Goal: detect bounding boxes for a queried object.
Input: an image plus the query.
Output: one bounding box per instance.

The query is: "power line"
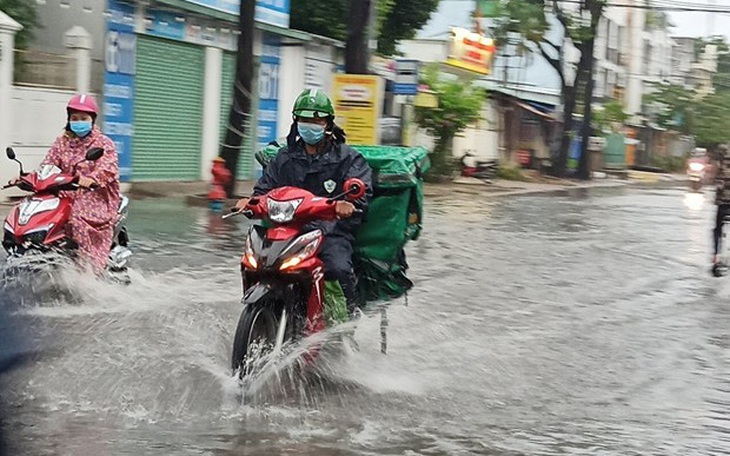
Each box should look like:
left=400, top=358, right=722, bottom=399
left=440, top=0, right=730, bottom=12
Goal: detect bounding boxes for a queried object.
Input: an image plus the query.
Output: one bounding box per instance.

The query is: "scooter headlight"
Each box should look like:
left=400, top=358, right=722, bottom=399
left=689, top=162, right=705, bottom=172
left=267, top=198, right=303, bottom=223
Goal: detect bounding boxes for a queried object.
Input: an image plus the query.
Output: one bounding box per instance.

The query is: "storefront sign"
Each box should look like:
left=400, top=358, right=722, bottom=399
left=181, top=0, right=291, bottom=28
left=104, top=0, right=136, bottom=182
left=332, top=74, right=382, bottom=145
left=255, top=36, right=280, bottom=175
left=445, top=27, right=496, bottom=75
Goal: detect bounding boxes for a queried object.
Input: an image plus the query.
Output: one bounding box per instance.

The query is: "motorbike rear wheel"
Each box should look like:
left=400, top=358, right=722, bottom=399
left=231, top=301, right=279, bottom=379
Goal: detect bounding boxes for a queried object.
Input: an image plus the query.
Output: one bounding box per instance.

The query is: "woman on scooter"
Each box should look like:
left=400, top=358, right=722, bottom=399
left=8, top=94, right=120, bottom=274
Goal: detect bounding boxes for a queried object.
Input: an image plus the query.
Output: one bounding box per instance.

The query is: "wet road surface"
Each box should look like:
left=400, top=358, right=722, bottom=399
left=1, top=185, right=729, bottom=455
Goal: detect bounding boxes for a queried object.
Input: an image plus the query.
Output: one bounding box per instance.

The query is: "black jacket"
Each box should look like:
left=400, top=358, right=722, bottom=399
left=253, top=139, right=373, bottom=238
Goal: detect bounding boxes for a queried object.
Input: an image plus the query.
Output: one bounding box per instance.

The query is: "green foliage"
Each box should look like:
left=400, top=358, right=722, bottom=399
left=0, top=0, right=39, bottom=49
left=650, top=156, right=685, bottom=173
left=378, top=0, right=439, bottom=56
left=694, top=91, right=730, bottom=148
left=594, top=100, right=628, bottom=131
left=290, top=0, right=347, bottom=41
left=644, top=83, right=698, bottom=135
left=290, top=0, right=439, bottom=57
left=496, top=163, right=526, bottom=181
left=414, top=66, right=485, bottom=176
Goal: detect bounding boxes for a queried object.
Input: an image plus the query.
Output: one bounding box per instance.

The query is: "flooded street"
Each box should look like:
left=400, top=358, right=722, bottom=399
left=1, top=185, right=729, bottom=455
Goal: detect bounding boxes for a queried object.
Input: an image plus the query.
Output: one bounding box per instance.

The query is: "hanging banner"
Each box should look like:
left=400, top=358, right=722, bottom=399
left=332, top=74, right=382, bottom=146
left=445, top=27, right=496, bottom=75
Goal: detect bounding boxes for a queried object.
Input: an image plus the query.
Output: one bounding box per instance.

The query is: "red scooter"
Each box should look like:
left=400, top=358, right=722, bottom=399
left=226, top=178, right=366, bottom=378
left=2, top=147, right=131, bottom=276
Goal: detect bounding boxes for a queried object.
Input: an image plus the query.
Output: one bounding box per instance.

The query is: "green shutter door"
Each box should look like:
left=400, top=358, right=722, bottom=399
left=133, top=36, right=204, bottom=180
left=220, top=52, right=255, bottom=180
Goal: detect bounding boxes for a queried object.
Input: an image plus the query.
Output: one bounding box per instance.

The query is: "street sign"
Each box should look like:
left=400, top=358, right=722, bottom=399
left=393, top=59, right=419, bottom=95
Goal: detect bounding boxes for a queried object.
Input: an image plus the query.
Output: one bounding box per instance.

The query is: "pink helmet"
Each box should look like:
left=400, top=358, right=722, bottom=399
left=67, top=94, right=99, bottom=116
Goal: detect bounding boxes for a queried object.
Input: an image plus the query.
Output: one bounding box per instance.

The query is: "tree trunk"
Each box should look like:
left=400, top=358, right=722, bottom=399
left=345, top=0, right=372, bottom=74
left=577, top=43, right=596, bottom=180
left=220, top=0, right=255, bottom=198
left=553, top=82, right=576, bottom=178
left=577, top=0, right=603, bottom=181
left=429, top=135, right=455, bottom=179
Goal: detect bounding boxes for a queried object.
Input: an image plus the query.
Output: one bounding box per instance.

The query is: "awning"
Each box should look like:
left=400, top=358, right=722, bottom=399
left=514, top=100, right=555, bottom=120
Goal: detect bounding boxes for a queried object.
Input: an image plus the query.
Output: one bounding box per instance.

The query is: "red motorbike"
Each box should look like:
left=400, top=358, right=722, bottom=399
left=1, top=147, right=131, bottom=276
left=226, top=178, right=366, bottom=378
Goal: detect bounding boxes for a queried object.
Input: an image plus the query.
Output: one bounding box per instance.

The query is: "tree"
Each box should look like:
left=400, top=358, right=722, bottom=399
left=0, top=0, right=39, bottom=49
left=219, top=0, right=255, bottom=197
left=576, top=0, right=606, bottom=180
left=644, top=83, right=697, bottom=135
left=377, top=0, right=439, bottom=56
left=694, top=91, right=730, bottom=148
left=290, top=0, right=439, bottom=58
left=494, top=0, right=607, bottom=178
left=594, top=100, right=628, bottom=131
left=414, top=66, right=485, bottom=178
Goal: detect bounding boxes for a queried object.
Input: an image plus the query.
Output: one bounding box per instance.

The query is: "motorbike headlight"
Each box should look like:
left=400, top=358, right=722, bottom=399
left=243, top=234, right=258, bottom=269
left=279, top=230, right=323, bottom=271
left=267, top=198, right=303, bottom=224
left=689, top=162, right=705, bottom=172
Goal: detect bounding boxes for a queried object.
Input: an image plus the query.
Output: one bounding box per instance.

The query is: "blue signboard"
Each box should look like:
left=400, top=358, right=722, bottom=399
left=393, top=59, right=420, bottom=95
left=104, top=0, right=136, bottom=182
left=146, top=10, right=186, bottom=41
left=255, top=35, right=280, bottom=177
left=181, top=0, right=291, bottom=28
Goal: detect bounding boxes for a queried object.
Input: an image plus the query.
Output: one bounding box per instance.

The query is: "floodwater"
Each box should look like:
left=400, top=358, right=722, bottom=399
left=1, top=186, right=729, bottom=455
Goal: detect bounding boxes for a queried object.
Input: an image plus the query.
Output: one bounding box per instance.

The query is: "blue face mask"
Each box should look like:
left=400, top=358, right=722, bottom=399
left=297, top=122, right=325, bottom=145
left=70, top=120, right=92, bottom=137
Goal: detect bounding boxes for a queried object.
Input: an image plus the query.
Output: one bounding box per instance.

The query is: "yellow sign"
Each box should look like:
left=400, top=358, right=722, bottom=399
left=445, top=27, right=496, bottom=75
left=414, top=90, right=438, bottom=108
left=332, top=74, right=382, bottom=145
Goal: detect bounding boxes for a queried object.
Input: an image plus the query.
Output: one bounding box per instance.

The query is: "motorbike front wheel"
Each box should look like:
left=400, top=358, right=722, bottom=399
left=231, top=301, right=279, bottom=379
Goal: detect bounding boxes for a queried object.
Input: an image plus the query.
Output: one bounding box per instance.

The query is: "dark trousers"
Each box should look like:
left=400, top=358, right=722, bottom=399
left=318, top=234, right=358, bottom=311
left=714, top=204, right=730, bottom=256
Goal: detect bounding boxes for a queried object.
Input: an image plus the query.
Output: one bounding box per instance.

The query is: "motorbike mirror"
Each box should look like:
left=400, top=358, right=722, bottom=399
left=343, top=178, right=366, bottom=201
left=6, top=147, right=15, bottom=160
left=85, top=147, right=104, bottom=161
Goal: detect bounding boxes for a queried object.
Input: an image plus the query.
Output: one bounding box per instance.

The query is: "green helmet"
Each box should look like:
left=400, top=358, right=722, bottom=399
left=292, top=88, right=335, bottom=119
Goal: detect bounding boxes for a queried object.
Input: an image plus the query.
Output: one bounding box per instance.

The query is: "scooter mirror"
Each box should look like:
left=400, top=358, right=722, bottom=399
left=86, top=147, right=104, bottom=161
left=6, top=147, right=15, bottom=160
left=343, top=178, right=366, bottom=201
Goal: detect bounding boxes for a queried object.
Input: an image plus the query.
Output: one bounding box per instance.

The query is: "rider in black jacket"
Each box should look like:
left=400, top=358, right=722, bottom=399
left=236, top=89, right=373, bottom=310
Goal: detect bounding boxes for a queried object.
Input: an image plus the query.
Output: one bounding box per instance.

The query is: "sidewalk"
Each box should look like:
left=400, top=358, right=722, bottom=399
left=0, top=172, right=687, bottom=212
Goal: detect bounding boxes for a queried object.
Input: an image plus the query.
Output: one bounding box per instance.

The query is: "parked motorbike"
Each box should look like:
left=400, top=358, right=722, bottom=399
left=460, top=152, right=498, bottom=182
left=1, top=147, right=131, bottom=279
left=226, top=178, right=366, bottom=379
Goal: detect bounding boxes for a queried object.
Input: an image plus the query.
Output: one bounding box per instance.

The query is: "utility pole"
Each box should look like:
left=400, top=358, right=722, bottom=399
left=220, top=0, right=255, bottom=197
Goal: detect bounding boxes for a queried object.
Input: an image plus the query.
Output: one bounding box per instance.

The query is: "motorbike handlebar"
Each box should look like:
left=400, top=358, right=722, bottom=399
left=222, top=208, right=254, bottom=219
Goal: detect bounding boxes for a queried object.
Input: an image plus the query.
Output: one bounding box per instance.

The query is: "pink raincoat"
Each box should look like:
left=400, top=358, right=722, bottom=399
left=42, top=128, right=121, bottom=273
